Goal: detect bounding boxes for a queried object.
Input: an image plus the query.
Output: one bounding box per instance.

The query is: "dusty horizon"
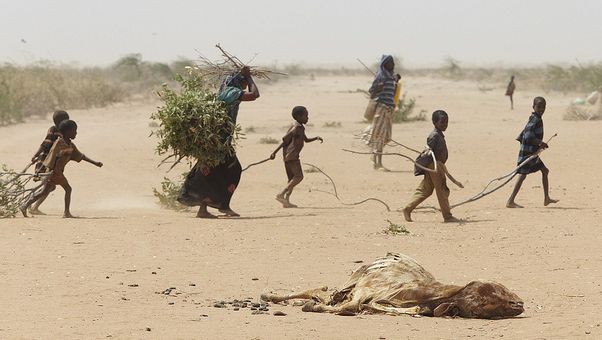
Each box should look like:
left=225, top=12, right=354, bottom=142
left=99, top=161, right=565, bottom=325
left=2, top=0, right=601, bottom=68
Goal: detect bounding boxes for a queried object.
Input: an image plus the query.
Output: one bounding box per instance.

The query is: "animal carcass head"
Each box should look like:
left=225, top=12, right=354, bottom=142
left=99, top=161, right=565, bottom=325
left=433, top=281, right=524, bottom=319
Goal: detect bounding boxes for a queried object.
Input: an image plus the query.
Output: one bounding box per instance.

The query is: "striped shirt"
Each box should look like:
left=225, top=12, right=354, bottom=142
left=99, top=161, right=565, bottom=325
left=516, top=112, right=544, bottom=174
left=369, top=74, right=396, bottom=107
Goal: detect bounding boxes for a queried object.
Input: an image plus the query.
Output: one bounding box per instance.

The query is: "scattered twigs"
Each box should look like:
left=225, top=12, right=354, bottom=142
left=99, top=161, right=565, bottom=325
left=241, top=157, right=272, bottom=172
left=388, top=138, right=422, bottom=154
left=190, top=44, right=287, bottom=84
left=450, top=133, right=557, bottom=209
left=1, top=164, right=52, bottom=218
left=303, top=162, right=391, bottom=211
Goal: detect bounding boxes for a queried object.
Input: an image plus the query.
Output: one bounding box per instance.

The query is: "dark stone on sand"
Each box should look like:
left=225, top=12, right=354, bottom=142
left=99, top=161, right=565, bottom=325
left=146, top=327, right=151, bottom=332
left=214, top=303, right=225, bottom=308
left=128, top=284, right=139, bottom=287
left=233, top=307, right=239, bottom=311
left=252, top=277, right=259, bottom=281
left=273, top=311, right=287, bottom=316
left=151, top=272, right=157, bottom=275
left=189, top=283, right=196, bottom=286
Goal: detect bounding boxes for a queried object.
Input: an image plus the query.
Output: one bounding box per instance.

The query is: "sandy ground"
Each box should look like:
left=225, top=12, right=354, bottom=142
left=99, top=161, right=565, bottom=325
left=1, top=75, right=601, bottom=339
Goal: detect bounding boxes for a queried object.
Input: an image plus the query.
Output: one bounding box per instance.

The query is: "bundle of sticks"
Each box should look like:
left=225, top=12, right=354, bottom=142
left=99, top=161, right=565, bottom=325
left=188, top=44, right=287, bottom=85
left=0, top=163, right=50, bottom=218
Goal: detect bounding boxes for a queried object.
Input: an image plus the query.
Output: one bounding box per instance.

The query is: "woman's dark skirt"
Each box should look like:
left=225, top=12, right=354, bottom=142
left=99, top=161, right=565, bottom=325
left=177, top=155, right=242, bottom=210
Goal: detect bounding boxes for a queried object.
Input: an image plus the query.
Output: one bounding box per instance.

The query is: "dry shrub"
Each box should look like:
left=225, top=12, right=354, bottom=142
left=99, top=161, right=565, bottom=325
left=152, top=176, right=188, bottom=211
left=564, top=104, right=602, bottom=121
left=0, top=62, right=123, bottom=125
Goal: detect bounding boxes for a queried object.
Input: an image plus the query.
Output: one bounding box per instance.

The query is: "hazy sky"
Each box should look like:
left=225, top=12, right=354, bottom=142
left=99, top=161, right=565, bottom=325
left=1, top=0, right=601, bottom=67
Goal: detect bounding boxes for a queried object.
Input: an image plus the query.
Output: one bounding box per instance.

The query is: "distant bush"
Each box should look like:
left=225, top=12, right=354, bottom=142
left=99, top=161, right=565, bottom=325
left=564, top=104, right=602, bottom=121
left=392, top=93, right=426, bottom=123
left=259, top=136, right=279, bottom=144
left=0, top=54, right=183, bottom=126
left=322, top=121, right=342, bottom=128
left=0, top=62, right=123, bottom=125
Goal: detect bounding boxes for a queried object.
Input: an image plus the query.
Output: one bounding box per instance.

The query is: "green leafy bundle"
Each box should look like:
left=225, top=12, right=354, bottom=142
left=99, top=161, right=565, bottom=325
left=151, top=73, right=240, bottom=169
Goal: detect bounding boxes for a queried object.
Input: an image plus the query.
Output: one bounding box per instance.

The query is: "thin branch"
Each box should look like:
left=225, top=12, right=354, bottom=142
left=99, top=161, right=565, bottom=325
left=241, top=157, right=272, bottom=172
left=303, top=162, right=390, bottom=212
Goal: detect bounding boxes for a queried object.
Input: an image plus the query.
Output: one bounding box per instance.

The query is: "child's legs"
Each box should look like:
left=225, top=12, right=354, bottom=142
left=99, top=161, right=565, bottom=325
left=21, top=182, right=54, bottom=215
left=507, top=174, right=527, bottom=204
left=429, top=170, right=452, bottom=219
left=57, top=179, right=72, bottom=216
left=541, top=166, right=550, bottom=198
left=31, top=184, right=56, bottom=211
left=283, top=160, right=304, bottom=198
left=404, top=175, right=434, bottom=212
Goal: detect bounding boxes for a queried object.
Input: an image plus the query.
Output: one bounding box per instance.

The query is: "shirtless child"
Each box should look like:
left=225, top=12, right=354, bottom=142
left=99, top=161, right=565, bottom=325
left=21, top=120, right=103, bottom=218
left=270, top=106, right=323, bottom=208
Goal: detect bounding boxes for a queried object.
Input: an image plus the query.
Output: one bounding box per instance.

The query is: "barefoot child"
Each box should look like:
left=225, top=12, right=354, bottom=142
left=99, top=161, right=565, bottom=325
left=270, top=106, right=323, bottom=208
left=28, top=110, right=70, bottom=215
left=402, top=110, right=462, bottom=223
left=21, top=120, right=103, bottom=218
left=506, top=97, right=558, bottom=208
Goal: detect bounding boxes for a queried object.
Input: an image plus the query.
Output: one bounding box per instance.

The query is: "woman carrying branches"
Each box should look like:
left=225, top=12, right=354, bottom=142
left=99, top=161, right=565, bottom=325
left=178, top=66, right=260, bottom=218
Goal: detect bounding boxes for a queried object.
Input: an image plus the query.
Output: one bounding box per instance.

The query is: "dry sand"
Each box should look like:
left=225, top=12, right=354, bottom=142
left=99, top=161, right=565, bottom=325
left=1, top=75, right=601, bottom=339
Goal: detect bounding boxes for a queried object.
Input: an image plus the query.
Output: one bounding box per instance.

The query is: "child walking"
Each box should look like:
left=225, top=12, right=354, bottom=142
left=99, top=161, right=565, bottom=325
left=506, top=97, right=558, bottom=208
left=28, top=110, right=70, bottom=215
left=402, top=110, right=462, bottom=223
left=270, top=106, right=323, bottom=208
left=21, top=120, right=103, bottom=218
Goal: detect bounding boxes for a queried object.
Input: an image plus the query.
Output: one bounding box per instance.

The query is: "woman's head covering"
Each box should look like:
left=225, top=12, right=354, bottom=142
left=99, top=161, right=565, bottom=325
left=376, top=55, right=394, bottom=80
left=220, top=72, right=247, bottom=92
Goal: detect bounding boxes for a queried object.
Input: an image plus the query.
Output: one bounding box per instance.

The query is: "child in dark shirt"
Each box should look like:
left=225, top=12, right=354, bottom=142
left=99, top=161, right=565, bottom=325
left=270, top=106, right=323, bottom=208
left=402, top=110, right=462, bottom=223
left=506, top=97, right=558, bottom=208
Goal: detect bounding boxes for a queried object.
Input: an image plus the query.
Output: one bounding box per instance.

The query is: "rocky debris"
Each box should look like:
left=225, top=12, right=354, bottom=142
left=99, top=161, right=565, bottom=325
left=156, top=287, right=176, bottom=295
left=212, top=298, right=277, bottom=315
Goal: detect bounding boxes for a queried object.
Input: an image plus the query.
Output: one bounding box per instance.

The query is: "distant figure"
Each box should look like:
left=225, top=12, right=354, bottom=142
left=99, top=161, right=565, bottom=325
left=21, top=120, right=103, bottom=218
left=270, top=106, right=323, bottom=208
left=367, top=55, right=400, bottom=170
left=506, top=97, right=558, bottom=208
left=505, top=75, right=516, bottom=110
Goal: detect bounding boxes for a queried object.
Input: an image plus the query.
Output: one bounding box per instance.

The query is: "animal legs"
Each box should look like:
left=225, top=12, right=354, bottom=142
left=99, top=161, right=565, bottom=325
left=261, top=286, right=329, bottom=304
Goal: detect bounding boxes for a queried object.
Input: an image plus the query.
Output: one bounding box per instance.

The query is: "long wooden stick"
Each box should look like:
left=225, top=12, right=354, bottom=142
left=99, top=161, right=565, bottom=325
left=241, top=157, right=271, bottom=172
left=342, top=149, right=439, bottom=174
left=450, top=133, right=557, bottom=209
left=303, top=162, right=391, bottom=211
left=356, top=58, right=376, bottom=76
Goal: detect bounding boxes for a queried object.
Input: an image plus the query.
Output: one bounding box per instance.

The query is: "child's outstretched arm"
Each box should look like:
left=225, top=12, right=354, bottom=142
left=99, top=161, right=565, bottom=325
left=304, top=136, right=323, bottom=143
left=82, top=155, right=103, bottom=168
